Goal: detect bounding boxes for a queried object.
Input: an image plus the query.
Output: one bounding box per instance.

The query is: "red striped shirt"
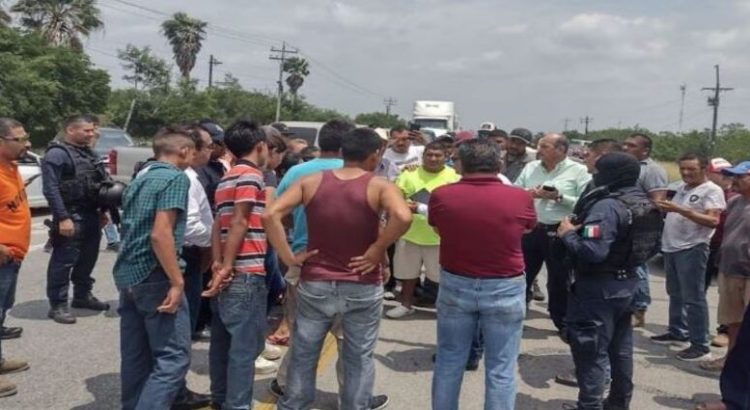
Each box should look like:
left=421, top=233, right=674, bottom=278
left=215, top=160, right=267, bottom=275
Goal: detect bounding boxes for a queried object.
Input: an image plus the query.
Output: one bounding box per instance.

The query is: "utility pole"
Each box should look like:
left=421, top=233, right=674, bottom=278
left=580, top=116, right=593, bottom=137
left=678, top=83, right=686, bottom=133
left=563, top=117, right=571, bottom=131
left=701, top=65, right=733, bottom=153
left=384, top=97, right=397, bottom=116
left=269, top=41, right=298, bottom=122
left=208, top=55, right=222, bottom=89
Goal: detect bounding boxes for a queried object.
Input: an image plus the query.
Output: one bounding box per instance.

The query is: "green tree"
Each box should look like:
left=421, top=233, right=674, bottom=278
left=283, top=57, right=310, bottom=103
left=354, top=112, right=406, bottom=128
left=0, top=26, right=109, bottom=145
left=117, top=44, right=171, bottom=91
left=11, top=0, right=103, bottom=51
left=161, top=12, right=207, bottom=80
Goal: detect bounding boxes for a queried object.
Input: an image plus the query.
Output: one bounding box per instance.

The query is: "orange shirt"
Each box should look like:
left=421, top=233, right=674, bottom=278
left=0, top=162, right=31, bottom=261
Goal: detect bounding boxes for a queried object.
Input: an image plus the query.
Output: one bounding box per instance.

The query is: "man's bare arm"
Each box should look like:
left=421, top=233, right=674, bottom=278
left=262, top=179, right=317, bottom=268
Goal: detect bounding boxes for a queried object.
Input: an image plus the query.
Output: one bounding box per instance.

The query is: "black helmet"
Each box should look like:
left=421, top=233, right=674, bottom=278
left=98, top=181, right=127, bottom=208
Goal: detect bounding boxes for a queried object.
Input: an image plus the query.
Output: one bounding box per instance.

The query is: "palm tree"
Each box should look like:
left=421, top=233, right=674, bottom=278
left=283, top=57, right=310, bottom=102
left=11, top=0, right=103, bottom=51
left=161, top=12, right=207, bottom=80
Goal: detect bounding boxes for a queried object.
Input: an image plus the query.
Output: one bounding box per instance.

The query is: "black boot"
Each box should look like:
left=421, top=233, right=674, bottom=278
left=71, top=293, right=110, bottom=311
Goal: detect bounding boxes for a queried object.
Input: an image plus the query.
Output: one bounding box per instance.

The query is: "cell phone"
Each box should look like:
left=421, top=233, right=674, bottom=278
left=409, top=123, right=421, bottom=132
left=542, top=185, right=556, bottom=192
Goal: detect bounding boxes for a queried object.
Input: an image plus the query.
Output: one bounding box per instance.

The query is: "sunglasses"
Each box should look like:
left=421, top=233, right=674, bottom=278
left=2, top=135, right=30, bottom=143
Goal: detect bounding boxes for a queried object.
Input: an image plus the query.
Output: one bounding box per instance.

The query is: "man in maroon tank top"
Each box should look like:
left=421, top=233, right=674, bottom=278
left=263, top=128, right=413, bottom=410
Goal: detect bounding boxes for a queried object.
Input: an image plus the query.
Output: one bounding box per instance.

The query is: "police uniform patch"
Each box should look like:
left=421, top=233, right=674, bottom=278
left=583, top=225, right=602, bottom=239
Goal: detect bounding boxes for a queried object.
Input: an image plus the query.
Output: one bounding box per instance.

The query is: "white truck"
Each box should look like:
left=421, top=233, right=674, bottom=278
left=412, top=100, right=458, bottom=137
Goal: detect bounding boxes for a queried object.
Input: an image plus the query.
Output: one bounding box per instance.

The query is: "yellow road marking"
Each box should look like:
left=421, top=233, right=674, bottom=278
left=255, top=333, right=338, bottom=410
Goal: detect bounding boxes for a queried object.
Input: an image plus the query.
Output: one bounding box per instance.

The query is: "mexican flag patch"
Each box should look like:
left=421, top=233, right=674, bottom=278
left=583, top=225, right=601, bottom=239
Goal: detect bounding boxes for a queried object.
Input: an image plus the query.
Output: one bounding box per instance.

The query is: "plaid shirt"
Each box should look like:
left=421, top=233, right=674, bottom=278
left=113, top=161, right=190, bottom=288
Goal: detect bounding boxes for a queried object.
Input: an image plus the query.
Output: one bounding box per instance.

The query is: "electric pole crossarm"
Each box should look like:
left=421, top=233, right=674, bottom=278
left=269, top=41, right=299, bottom=122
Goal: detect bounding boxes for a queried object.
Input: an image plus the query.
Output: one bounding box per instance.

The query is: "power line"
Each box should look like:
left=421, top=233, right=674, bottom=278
left=269, top=42, right=298, bottom=122
left=701, top=64, right=733, bottom=153
left=383, top=98, right=397, bottom=116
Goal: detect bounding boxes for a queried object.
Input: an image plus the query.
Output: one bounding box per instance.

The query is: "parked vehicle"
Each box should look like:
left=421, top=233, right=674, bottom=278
left=18, top=152, right=46, bottom=208
left=412, top=101, right=458, bottom=137
left=279, top=121, right=325, bottom=147
left=107, top=145, right=152, bottom=183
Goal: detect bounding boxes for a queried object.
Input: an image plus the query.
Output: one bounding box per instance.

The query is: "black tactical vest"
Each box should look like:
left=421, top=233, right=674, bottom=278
left=575, top=190, right=663, bottom=276
left=46, top=141, right=108, bottom=210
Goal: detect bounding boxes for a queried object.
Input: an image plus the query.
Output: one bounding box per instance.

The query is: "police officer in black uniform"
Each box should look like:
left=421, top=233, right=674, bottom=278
left=557, top=152, right=662, bottom=410
left=42, top=115, right=110, bottom=324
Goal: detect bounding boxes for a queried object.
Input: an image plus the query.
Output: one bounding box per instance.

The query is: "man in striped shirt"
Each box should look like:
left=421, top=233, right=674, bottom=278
left=202, top=120, right=269, bottom=410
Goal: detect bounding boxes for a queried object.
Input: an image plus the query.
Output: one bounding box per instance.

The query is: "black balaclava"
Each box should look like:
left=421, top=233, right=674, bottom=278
left=593, top=152, right=641, bottom=191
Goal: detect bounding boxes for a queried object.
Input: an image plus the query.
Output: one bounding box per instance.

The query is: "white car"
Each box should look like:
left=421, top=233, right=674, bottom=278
left=18, top=152, right=46, bottom=209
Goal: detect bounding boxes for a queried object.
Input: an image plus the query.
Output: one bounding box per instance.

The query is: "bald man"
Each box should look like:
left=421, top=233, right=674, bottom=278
left=515, top=133, right=591, bottom=333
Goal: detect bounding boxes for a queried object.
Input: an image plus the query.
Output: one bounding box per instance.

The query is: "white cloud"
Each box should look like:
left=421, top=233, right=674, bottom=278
left=554, top=13, right=670, bottom=60
left=494, top=24, right=527, bottom=34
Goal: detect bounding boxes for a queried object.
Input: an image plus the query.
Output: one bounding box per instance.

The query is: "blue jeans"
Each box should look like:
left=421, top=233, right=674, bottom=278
left=104, top=222, right=120, bottom=245
left=664, top=244, right=710, bottom=350
left=567, top=275, right=637, bottom=410
left=432, top=270, right=526, bottom=410
left=630, top=264, right=651, bottom=311
left=279, top=280, right=383, bottom=410
left=209, top=274, right=267, bottom=410
left=118, top=270, right=191, bottom=410
left=0, top=262, right=20, bottom=362
left=469, top=322, right=484, bottom=366
left=47, top=211, right=101, bottom=305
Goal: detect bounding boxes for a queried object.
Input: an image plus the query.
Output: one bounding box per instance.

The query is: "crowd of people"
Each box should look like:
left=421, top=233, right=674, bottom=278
left=0, top=114, right=748, bottom=410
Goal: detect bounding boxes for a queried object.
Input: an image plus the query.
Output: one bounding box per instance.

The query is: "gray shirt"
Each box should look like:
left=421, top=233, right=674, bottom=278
left=504, top=150, right=536, bottom=183
left=637, top=157, right=668, bottom=194
left=662, top=180, right=726, bottom=253
left=719, top=196, right=750, bottom=277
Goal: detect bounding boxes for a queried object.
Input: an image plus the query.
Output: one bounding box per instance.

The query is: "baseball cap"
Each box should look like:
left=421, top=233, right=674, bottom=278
left=509, top=128, right=533, bottom=145
left=721, top=161, right=750, bottom=176
left=200, top=121, right=225, bottom=143
left=374, top=128, right=389, bottom=141
left=455, top=131, right=474, bottom=142
left=270, top=122, right=294, bottom=136
left=707, top=157, right=732, bottom=173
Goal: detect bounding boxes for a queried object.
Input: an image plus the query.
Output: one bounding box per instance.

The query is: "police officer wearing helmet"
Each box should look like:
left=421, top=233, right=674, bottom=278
left=557, top=152, right=662, bottom=410
left=42, top=115, right=112, bottom=324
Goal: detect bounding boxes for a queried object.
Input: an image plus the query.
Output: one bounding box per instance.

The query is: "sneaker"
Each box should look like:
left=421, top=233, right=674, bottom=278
left=191, top=328, right=211, bottom=342
left=631, top=310, right=646, bottom=328
left=268, top=379, right=285, bottom=398
left=0, top=377, right=16, bottom=398
left=699, top=355, right=726, bottom=371
left=370, top=394, right=389, bottom=410
left=0, top=359, right=29, bottom=375
left=48, top=305, right=76, bottom=324
left=0, top=326, right=22, bottom=340
left=385, top=305, right=416, bottom=319
left=554, top=370, right=578, bottom=387
left=676, top=346, right=712, bottom=362
left=650, top=333, right=689, bottom=345
left=532, top=281, right=545, bottom=301
left=711, top=333, right=729, bottom=348
left=262, top=342, right=283, bottom=361
left=255, top=356, right=278, bottom=375
left=71, top=294, right=110, bottom=311
left=383, top=290, right=397, bottom=301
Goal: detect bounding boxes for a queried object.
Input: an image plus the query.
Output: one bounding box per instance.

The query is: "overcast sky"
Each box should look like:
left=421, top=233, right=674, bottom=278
left=82, top=0, right=750, bottom=133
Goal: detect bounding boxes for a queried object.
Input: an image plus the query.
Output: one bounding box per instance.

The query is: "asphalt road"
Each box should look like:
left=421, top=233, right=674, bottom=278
left=0, top=212, right=724, bottom=409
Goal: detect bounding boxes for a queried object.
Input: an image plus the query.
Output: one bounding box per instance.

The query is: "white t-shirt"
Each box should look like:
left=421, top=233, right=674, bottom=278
left=662, top=180, right=726, bottom=253
left=383, top=145, right=424, bottom=171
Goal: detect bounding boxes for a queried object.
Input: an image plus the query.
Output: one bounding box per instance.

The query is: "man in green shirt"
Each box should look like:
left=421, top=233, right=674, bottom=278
left=515, top=133, right=591, bottom=331
left=387, top=142, right=459, bottom=319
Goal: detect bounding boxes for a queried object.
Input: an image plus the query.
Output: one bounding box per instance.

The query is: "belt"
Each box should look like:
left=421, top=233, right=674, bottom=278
left=445, top=269, right=524, bottom=280
left=537, top=222, right=560, bottom=231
